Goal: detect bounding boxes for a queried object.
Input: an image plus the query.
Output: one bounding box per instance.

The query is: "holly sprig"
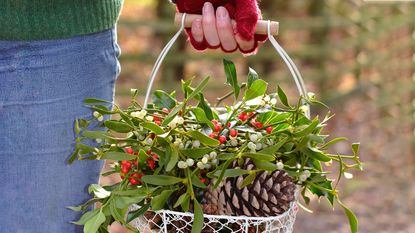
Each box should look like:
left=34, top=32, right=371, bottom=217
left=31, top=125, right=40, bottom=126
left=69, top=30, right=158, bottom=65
left=67, top=59, right=363, bottom=233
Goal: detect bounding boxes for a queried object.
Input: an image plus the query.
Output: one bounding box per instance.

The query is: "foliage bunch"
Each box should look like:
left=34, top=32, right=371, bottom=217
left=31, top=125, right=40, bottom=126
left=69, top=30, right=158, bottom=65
left=68, top=59, right=363, bottom=233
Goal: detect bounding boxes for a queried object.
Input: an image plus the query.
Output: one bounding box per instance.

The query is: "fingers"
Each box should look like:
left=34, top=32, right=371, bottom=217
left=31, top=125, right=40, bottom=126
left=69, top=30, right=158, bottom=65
left=235, top=34, right=255, bottom=52
left=202, top=2, right=220, bottom=48
left=191, top=18, right=204, bottom=43
left=216, top=7, right=237, bottom=52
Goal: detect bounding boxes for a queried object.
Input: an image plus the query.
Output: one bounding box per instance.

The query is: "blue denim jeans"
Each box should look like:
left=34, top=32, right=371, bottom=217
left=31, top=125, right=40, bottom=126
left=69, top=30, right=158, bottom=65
left=0, top=28, right=120, bottom=233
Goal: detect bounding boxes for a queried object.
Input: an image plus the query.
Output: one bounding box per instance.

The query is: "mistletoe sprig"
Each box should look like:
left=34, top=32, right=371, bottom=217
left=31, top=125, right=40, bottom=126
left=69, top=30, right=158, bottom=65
left=68, top=59, right=363, bottom=233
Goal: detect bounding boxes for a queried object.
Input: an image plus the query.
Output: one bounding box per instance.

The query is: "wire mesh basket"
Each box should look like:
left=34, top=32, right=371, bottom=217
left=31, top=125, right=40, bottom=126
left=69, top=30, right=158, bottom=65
left=129, top=201, right=298, bottom=233
left=127, top=13, right=309, bottom=233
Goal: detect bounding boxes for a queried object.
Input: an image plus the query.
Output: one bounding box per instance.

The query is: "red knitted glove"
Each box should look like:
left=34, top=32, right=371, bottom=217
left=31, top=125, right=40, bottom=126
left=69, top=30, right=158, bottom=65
left=173, top=0, right=267, bottom=55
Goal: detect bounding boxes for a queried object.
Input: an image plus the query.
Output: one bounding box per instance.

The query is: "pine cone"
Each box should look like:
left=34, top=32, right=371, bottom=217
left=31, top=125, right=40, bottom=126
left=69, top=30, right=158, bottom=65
left=204, top=159, right=296, bottom=217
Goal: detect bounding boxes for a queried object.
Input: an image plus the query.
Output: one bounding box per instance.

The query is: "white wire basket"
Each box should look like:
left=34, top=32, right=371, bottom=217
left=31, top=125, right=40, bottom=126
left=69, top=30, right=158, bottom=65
left=128, top=13, right=309, bottom=233
left=129, top=201, right=298, bottom=233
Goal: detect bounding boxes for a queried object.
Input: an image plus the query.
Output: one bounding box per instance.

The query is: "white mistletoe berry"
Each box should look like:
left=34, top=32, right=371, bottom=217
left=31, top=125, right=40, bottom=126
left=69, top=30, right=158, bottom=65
left=277, top=162, right=284, bottom=170
left=197, top=161, right=205, bottom=169
left=93, top=111, right=100, bottom=118
left=270, top=98, right=277, bottom=105
left=201, top=157, right=209, bottom=164
left=178, top=161, right=188, bottom=169
left=299, top=105, right=310, bottom=114
left=230, top=139, right=238, bottom=147
left=247, top=142, right=257, bottom=151
left=264, top=95, right=271, bottom=102
left=299, top=174, right=308, bottom=182
left=307, top=92, right=316, bottom=99
left=249, top=134, right=258, bottom=142
left=192, top=140, right=201, bottom=148
left=186, top=159, right=194, bottom=167
left=145, top=115, right=154, bottom=121
left=97, top=115, right=104, bottom=122
left=176, top=116, right=184, bottom=125
left=209, top=151, right=217, bottom=158
left=303, top=170, right=311, bottom=178
left=255, top=142, right=262, bottom=150
left=145, top=138, right=153, bottom=145
left=95, top=138, right=102, bottom=144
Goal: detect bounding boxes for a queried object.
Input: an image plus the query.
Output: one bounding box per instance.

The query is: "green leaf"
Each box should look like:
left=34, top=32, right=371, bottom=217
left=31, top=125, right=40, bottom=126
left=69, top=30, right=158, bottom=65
left=187, top=76, right=210, bottom=101
left=141, top=175, right=183, bottom=186
left=180, top=148, right=213, bottom=159
left=141, top=122, right=164, bottom=135
left=191, top=175, right=207, bottom=188
left=247, top=67, right=259, bottom=88
left=242, top=152, right=275, bottom=161
left=74, top=119, right=81, bottom=135
left=162, top=103, right=184, bottom=127
left=198, top=93, right=214, bottom=120
left=259, top=137, right=288, bottom=155
left=186, top=131, right=219, bottom=146
left=181, top=194, right=191, bottom=212
left=88, top=105, right=115, bottom=115
left=181, top=79, right=193, bottom=99
left=104, top=120, right=133, bottom=133
left=174, top=193, right=189, bottom=208
left=321, top=137, right=348, bottom=149
left=252, top=159, right=278, bottom=172
left=126, top=202, right=150, bottom=223
left=302, top=147, right=331, bottom=162
left=153, top=90, right=177, bottom=109
left=338, top=200, right=359, bottom=233
left=213, top=159, right=233, bottom=188
left=223, top=59, right=240, bottom=99
left=244, top=79, right=267, bottom=101
left=214, top=169, right=249, bottom=178
left=102, top=152, right=134, bottom=161
left=277, top=85, right=290, bottom=107
left=309, top=180, right=334, bottom=205
left=67, top=148, right=79, bottom=165
left=76, top=143, right=96, bottom=154
left=294, top=117, right=320, bottom=137
left=115, top=196, right=146, bottom=209
left=82, top=130, right=108, bottom=139
left=71, top=209, right=100, bottom=225
left=217, top=153, right=236, bottom=160
left=130, top=88, right=139, bottom=99
left=191, top=200, right=204, bottom=233
left=352, top=143, right=360, bottom=156
left=88, top=184, right=111, bottom=199
left=151, top=190, right=174, bottom=211
left=84, top=211, right=106, bottom=233
left=84, top=98, right=113, bottom=104
left=191, top=107, right=214, bottom=129
left=166, top=145, right=179, bottom=172
left=240, top=172, right=256, bottom=189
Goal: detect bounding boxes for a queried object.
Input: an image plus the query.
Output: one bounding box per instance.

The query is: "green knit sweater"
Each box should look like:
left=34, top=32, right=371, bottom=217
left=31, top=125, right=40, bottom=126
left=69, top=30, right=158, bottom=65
left=0, top=0, right=124, bottom=40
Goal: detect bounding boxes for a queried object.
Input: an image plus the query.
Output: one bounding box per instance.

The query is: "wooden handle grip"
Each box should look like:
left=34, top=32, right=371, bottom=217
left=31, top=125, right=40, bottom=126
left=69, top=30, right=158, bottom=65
left=175, top=13, right=279, bottom=36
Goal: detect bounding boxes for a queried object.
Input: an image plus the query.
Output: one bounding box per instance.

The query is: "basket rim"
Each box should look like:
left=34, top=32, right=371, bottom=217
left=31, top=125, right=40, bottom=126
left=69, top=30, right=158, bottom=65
left=131, top=200, right=297, bottom=221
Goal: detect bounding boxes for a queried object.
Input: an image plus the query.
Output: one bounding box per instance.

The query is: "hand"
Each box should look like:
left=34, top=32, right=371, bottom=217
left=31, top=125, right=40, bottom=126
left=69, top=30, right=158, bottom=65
left=190, top=2, right=255, bottom=53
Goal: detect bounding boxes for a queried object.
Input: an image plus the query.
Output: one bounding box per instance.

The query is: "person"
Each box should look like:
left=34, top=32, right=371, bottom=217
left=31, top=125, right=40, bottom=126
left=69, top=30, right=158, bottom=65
left=0, top=1, right=263, bottom=232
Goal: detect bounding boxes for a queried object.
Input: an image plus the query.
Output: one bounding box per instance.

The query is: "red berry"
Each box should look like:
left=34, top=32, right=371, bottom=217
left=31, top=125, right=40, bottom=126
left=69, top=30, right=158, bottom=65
left=230, top=129, right=237, bottom=138
left=211, top=119, right=219, bottom=125
left=122, top=161, right=132, bottom=169
left=121, top=167, right=130, bottom=174
left=152, top=153, right=159, bottom=160
left=146, top=150, right=152, bottom=155
left=200, top=178, right=207, bottom=183
left=219, top=136, right=227, bottom=144
left=209, top=133, right=216, bottom=139
left=227, top=122, right=231, bottom=127
left=120, top=175, right=125, bottom=179
left=248, top=112, right=255, bottom=117
left=150, top=133, right=156, bottom=139
left=162, top=108, right=169, bottom=113
left=147, top=159, right=156, bottom=170
left=125, top=147, right=133, bottom=154
left=238, top=112, right=247, bottom=121
left=214, top=125, right=221, bottom=132
left=154, top=120, right=161, bottom=125
left=134, top=160, right=138, bottom=167
left=266, top=127, right=273, bottom=134
left=153, top=115, right=161, bottom=122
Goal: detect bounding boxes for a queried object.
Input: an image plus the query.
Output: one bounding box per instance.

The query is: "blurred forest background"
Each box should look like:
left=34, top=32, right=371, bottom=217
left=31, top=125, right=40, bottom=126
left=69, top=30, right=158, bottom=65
left=102, top=0, right=415, bottom=232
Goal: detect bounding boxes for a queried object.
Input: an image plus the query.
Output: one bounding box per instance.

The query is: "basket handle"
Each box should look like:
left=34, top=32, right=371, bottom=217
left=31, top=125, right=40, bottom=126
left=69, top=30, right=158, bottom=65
left=143, top=13, right=310, bottom=118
